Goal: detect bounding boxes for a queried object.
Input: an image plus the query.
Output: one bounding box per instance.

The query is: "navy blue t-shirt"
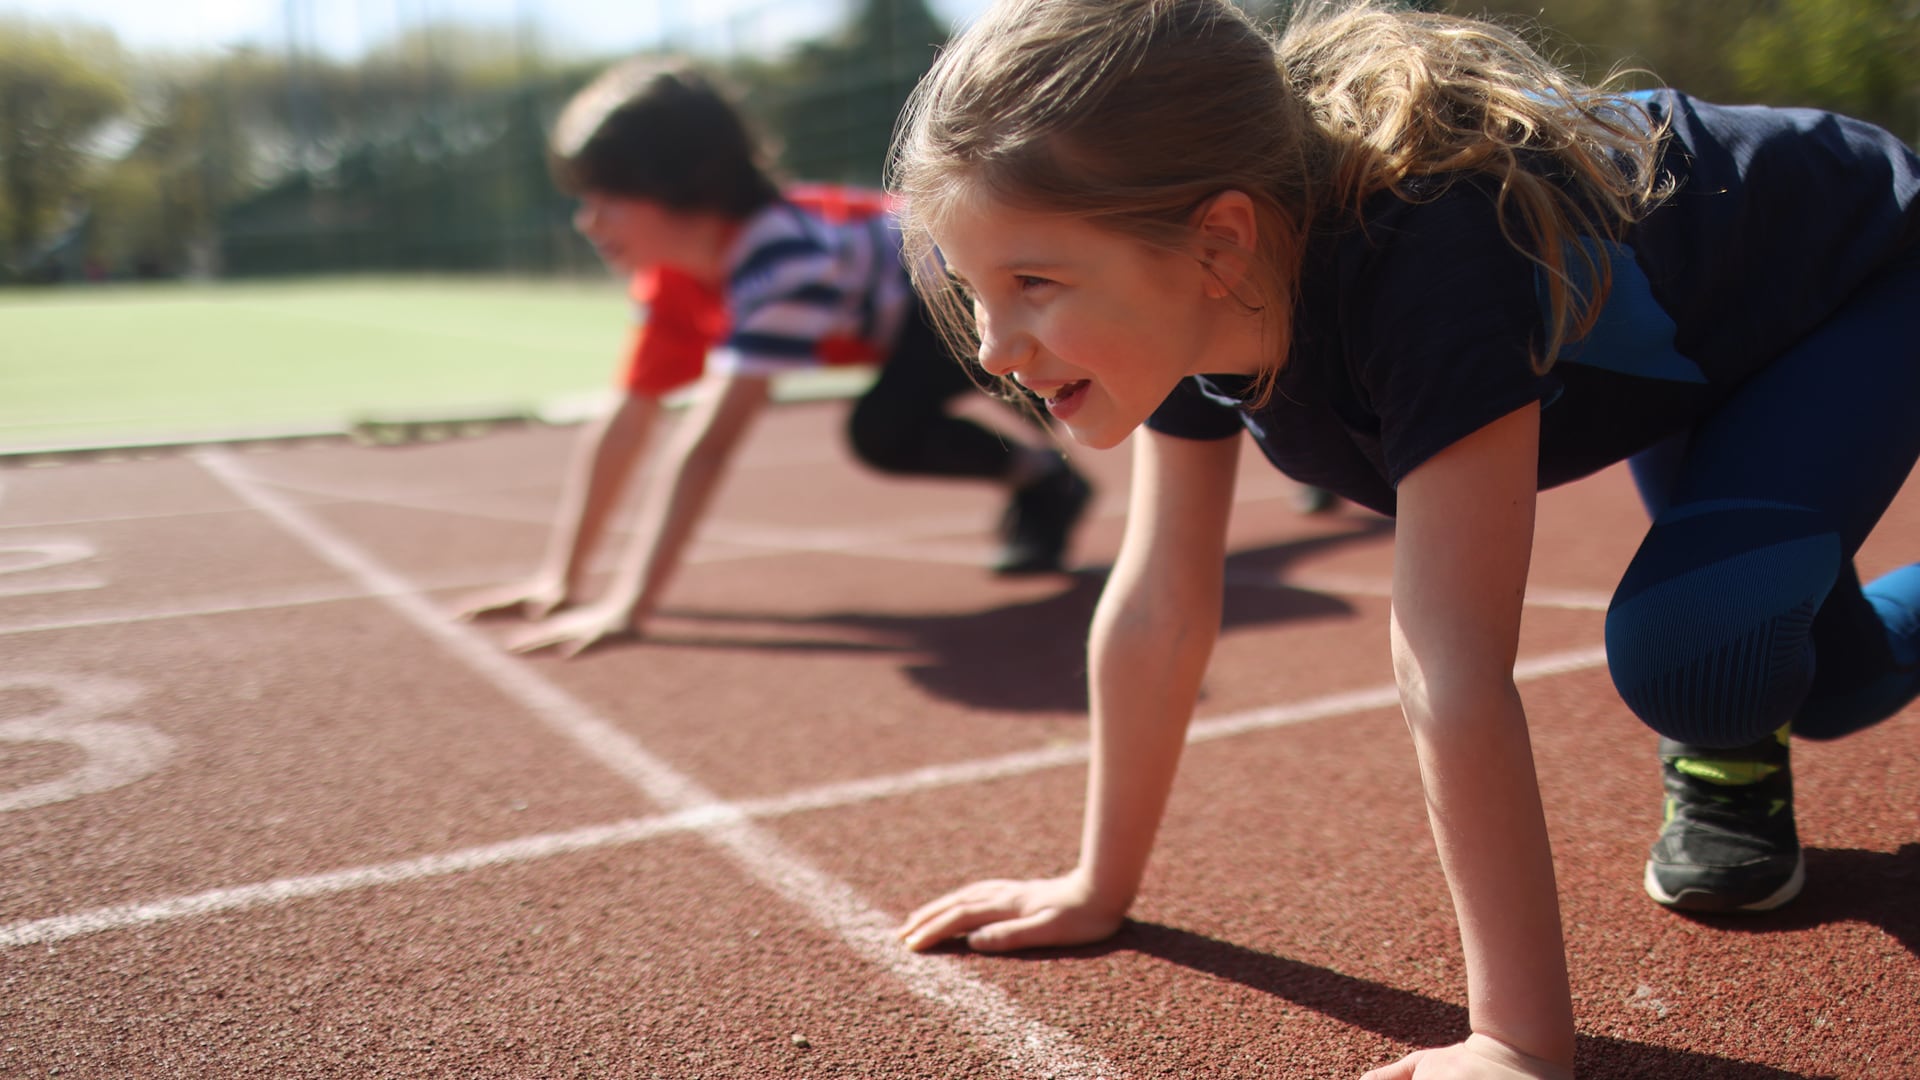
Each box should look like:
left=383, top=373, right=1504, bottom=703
left=1146, top=90, right=1920, bottom=516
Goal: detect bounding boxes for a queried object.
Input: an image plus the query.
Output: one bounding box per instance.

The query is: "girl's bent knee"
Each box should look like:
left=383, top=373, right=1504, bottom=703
left=1606, top=522, right=1841, bottom=747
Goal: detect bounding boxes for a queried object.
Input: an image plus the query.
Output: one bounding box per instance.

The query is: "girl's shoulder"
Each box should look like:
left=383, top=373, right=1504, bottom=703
left=1313, top=176, right=1535, bottom=304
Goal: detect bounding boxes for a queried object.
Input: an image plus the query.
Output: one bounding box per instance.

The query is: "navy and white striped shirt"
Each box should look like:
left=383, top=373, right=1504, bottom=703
left=708, top=197, right=913, bottom=376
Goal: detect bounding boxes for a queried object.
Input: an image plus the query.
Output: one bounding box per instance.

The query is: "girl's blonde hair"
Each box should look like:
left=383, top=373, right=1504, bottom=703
left=891, top=0, right=1670, bottom=394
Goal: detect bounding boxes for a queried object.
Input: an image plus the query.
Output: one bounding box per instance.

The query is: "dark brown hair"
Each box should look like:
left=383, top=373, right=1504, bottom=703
left=549, top=56, right=779, bottom=218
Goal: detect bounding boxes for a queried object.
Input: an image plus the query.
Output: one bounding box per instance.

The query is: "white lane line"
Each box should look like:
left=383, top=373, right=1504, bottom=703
left=247, top=467, right=1013, bottom=567
left=0, top=813, right=711, bottom=948
left=214, top=469, right=1010, bottom=568
left=192, top=447, right=1119, bottom=1080
left=0, top=643, right=1612, bottom=950
left=0, top=538, right=95, bottom=575
left=1, top=505, right=269, bottom=531
left=0, top=576, right=107, bottom=600
left=0, top=567, right=1608, bottom=641
left=0, top=572, right=514, bottom=638
left=0, top=585, right=399, bottom=637
left=0, top=538, right=107, bottom=599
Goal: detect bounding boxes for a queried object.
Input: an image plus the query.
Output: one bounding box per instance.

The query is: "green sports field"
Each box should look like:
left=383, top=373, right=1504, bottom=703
left=0, top=276, right=633, bottom=453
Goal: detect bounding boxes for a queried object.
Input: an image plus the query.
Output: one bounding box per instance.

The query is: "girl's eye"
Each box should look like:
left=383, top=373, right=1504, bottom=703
left=1015, top=275, right=1054, bottom=292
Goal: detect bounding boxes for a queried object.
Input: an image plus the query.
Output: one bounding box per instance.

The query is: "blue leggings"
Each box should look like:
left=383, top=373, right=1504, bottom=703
left=1605, top=252, right=1920, bottom=747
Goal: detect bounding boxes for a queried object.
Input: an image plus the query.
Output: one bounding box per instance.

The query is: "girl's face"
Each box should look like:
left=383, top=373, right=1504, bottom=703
left=931, top=194, right=1260, bottom=450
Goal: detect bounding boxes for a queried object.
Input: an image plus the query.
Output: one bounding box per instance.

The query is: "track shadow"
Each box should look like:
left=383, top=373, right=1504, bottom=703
left=980, top=922, right=1822, bottom=1078
left=653, top=516, right=1395, bottom=713
left=1664, top=843, right=1920, bottom=961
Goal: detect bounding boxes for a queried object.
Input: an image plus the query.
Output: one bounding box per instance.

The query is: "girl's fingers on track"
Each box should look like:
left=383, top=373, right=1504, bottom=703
left=455, top=582, right=565, bottom=622
left=1360, top=1040, right=1570, bottom=1080
left=558, top=632, right=609, bottom=659
left=453, top=593, right=518, bottom=621
left=1359, top=1051, right=1421, bottom=1080
left=899, top=880, right=1016, bottom=934
left=504, top=605, right=635, bottom=656
left=507, top=625, right=590, bottom=654
left=898, top=884, right=1025, bottom=950
left=963, top=908, right=1068, bottom=952
left=897, top=878, right=1123, bottom=953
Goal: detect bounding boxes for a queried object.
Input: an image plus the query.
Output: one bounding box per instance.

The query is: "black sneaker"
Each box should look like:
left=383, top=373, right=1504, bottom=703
left=1295, top=485, right=1341, bottom=515
left=992, top=460, right=1092, bottom=575
left=1643, top=726, right=1804, bottom=913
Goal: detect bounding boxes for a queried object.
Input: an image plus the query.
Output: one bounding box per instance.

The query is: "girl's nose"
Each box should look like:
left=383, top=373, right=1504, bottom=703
left=974, top=306, right=1022, bottom=377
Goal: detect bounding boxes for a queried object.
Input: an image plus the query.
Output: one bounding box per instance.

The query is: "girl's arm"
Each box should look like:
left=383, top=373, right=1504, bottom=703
left=510, top=371, right=771, bottom=656
left=457, top=392, right=664, bottom=621
left=1369, top=401, right=1575, bottom=1079
left=900, top=428, right=1239, bottom=951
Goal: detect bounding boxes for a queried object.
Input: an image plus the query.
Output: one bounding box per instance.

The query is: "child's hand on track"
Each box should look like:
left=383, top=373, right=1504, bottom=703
left=454, top=579, right=568, bottom=622
left=1362, top=1035, right=1572, bottom=1080
left=897, top=873, right=1126, bottom=953
left=506, top=600, right=639, bottom=658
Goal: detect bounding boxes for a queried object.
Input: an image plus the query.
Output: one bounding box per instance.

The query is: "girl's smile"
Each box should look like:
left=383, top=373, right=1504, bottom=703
left=931, top=193, right=1268, bottom=449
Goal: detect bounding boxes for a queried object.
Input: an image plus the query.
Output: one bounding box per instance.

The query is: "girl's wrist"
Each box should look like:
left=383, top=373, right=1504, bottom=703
left=1068, top=864, right=1137, bottom=920
left=1463, top=1032, right=1574, bottom=1079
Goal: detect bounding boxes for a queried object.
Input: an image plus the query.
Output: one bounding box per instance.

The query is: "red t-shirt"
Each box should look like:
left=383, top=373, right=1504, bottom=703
left=621, top=268, right=726, bottom=396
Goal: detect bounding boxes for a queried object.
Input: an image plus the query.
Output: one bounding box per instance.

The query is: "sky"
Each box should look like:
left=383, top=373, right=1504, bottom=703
left=0, top=0, right=992, bottom=59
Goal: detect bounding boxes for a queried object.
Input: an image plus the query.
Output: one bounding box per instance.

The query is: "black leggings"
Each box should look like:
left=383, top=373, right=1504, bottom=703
left=845, top=296, right=1048, bottom=480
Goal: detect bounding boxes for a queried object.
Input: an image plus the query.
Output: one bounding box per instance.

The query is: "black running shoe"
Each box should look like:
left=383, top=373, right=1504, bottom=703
left=1295, top=485, right=1340, bottom=515
left=1643, top=726, right=1804, bottom=913
left=992, top=460, right=1092, bottom=575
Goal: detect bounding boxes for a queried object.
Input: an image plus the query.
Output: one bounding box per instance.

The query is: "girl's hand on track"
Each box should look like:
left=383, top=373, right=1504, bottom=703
left=506, top=600, right=639, bottom=658
left=1362, top=1035, right=1572, bottom=1080
left=897, top=874, right=1126, bottom=953
left=454, top=578, right=568, bottom=622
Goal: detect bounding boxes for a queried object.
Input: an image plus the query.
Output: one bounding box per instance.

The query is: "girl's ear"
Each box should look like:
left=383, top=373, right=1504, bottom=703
left=1191, top=190, right=1259, bottom=299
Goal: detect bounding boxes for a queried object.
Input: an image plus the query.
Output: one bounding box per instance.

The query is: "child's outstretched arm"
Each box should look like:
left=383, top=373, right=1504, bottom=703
left=509, top=371, right=771, bottom=656
left=900, top=429, right=1240, bottom=951
left=1365, top=401, right=1574, bottom=1080
left=455, top=393, right=664, bottom=622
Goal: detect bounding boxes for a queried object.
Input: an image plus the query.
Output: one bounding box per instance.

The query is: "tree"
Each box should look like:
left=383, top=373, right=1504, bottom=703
left=1449, top=0, right=1918, bottom=139
left=1728, top=0, right=1919, bottom=142
left=737, top=0, right=950, bottom=185
left=0, top=19, right=130, bottom=277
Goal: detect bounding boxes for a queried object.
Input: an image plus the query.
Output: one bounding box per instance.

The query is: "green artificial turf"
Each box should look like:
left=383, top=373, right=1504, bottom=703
left=0, top=276, right=630, bottom=451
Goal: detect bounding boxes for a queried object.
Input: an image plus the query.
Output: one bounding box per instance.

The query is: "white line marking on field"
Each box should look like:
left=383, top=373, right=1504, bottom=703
left=0, top=539, right=96, bottom=575
left=0, top=674, right=174, bottom=813
left=237, top=468, right=1006, bottom=568
left=192, top=447, right=1119, bottom=1080
left=0, top=570, right=514, bottom=638
left=0, top=814, right=705, bottom=948
left=0, top=539, right=107, bottom=599
left=0, top=642, right=1612, bottom=949
left=0, top=576, right=107, bottom=600
left=1, top=505, right=253, bottom=530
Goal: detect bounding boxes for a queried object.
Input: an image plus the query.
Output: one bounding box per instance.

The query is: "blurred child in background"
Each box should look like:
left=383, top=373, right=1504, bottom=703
left=458, top=58, right=1090, bottom=655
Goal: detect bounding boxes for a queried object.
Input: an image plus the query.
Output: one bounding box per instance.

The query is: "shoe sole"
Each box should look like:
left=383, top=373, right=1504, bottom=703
left=1642, top=850, right=1805, bottom=912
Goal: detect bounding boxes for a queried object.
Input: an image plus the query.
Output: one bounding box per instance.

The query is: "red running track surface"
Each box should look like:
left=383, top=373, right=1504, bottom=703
left=2, top=401, right=1916, bottom=1078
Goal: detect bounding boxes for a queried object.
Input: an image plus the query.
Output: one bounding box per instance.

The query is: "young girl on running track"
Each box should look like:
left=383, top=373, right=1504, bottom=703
left=456, top=58, right=1091, bottom=655
left=888, top=1, right=1920, bottom=1076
